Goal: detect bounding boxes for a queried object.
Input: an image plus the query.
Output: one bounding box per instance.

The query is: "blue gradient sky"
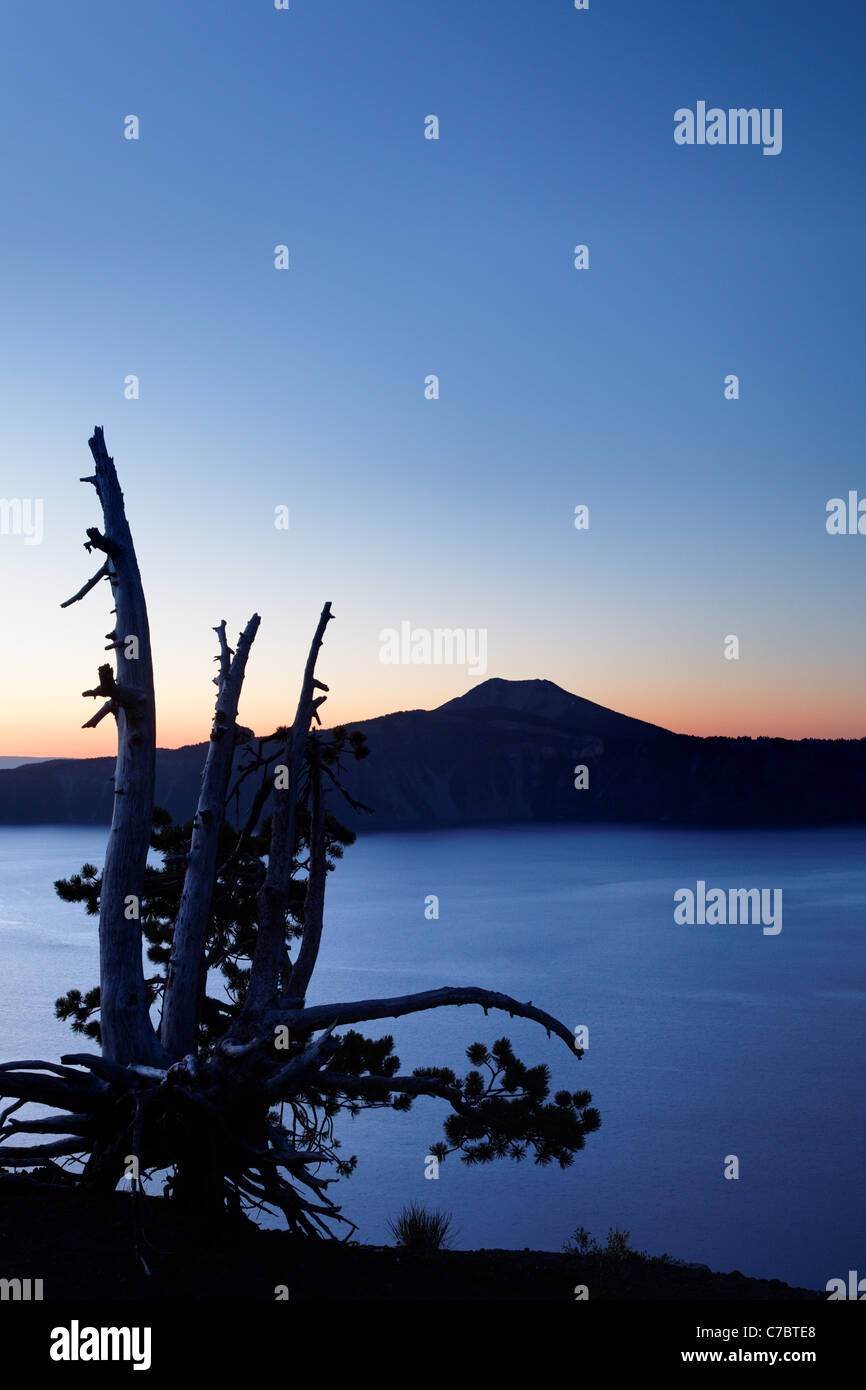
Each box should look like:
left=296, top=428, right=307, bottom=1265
left=1, top=0, right=864, bottom=755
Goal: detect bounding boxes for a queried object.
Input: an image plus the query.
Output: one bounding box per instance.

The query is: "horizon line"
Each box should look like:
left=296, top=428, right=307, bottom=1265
left=2, top=675, right=864, bottom=764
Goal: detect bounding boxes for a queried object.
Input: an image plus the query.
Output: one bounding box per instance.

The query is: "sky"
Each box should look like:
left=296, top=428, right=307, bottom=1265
left=0, top=0, right=864, bottom=758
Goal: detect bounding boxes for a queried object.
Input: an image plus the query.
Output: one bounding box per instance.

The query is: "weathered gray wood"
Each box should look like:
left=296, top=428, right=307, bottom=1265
left=161, top=613, right=261, bottom=1059
left=285, top=732, right=326, bottom=1001
left=70, top=428, right=166, bottom=1066
left=266, top=986, right=580, bottom=1053
left=0, top=1139, right=92, bottom=1164
left=2, top=1114, right=96, bottom=1136
left=241, top=603, right=333, bottom=1022
left=0, top=1075, right=108, bottom=1112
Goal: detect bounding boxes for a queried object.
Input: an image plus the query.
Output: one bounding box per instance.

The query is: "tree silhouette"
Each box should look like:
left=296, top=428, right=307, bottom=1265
left=0, top=428, right=599, bottom=1235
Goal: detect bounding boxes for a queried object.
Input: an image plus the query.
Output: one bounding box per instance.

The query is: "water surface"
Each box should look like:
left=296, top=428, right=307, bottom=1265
left=1, top=822, right=863, bottom=1291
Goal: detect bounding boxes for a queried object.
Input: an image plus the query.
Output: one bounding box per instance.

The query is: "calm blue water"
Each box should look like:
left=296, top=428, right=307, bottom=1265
left=1, top=823, right=864, bottom=1291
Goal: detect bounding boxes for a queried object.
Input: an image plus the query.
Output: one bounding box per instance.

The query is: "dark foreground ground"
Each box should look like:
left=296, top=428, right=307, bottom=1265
left=0, top=1177, right=823, bottom=1301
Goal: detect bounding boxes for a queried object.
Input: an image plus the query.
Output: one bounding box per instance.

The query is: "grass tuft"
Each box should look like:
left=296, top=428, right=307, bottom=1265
left=388, top=1201, right=456, bottom=1254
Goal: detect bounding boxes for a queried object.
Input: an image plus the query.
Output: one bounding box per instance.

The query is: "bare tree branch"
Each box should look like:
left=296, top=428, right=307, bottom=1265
left=287, top=734, right=326, bottom=1001
left=0, top=1140, right=92, bottom=1165
left=265, top=1022, right=337, bottom=1096
left=266, top=987, right=579, bottom=1054
left=83, top=526, right=119, bottom=558
left=1, top=1115, right=96, bottom=1138
left=241, top=602, right=334, bottom=1023
left=60, top=561, right=110, bottom=609
left=161, top=612, right=261, bottom=1059
left=0, top=1059, right=105, bottom=1083
left=59, top=1052, right=135, bottom=1085
left=0, top=1075, right=107, bottom=1113
left=81, top=699, right=117, bottom=729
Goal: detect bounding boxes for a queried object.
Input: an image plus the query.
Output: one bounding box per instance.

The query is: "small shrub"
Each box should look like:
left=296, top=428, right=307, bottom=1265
left=602, top=1225, right=633, bottom=1260
left=566, top=1224, right=596, bottom=1255
left=388, top=1201, right=455, bottom=1253
left=563, top=1223, right=672, bottom=1264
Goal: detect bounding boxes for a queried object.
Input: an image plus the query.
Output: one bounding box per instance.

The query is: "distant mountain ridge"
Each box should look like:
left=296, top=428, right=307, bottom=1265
left=0, top=678, right=863, bottom=830
left=438, top=678, right=672, bottom=738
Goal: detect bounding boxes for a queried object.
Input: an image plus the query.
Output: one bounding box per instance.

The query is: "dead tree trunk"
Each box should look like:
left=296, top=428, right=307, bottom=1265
left=287, top=732, right=326, bottom=1000
left=63, top=428, right=165, bottom=1067
left=160, top=615, right=260, bottom=1060
left=240, top=602, right=333, bottom=1023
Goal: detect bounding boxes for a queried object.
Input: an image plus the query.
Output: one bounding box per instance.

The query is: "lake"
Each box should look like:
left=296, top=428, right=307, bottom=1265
left=1, top=822, right=864, bottom=1292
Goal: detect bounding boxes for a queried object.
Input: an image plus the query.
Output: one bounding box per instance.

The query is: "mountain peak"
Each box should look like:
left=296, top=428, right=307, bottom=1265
left=438, top=677, right=671, bottom=736
left=439, top=678, right=580, bottom=722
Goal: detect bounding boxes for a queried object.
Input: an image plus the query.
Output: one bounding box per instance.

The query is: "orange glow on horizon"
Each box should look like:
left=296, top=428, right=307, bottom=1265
left=3, top=678, right=864, bottom=762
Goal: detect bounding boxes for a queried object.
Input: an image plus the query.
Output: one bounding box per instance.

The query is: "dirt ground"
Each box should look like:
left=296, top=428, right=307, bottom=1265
left=0, top=1175, right=823, bottom=1301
